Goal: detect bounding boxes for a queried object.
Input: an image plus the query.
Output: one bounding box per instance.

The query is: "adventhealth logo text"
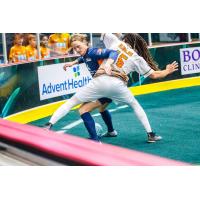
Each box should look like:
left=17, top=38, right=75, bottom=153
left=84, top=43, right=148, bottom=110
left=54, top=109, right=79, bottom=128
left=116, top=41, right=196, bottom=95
left=42, top=77, right=92, bottom=95
left=42, top=65, right=92, bottom=95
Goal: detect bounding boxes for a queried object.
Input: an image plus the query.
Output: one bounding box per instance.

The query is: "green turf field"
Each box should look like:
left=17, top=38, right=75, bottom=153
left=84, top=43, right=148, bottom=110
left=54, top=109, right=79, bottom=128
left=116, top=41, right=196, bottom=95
left=30, top=86, right=200, bottom=164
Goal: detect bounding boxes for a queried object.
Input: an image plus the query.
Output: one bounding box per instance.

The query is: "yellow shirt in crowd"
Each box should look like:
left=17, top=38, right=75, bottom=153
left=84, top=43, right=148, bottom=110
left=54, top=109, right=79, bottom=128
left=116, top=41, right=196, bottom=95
left=48, top=33, right=70, bottom=54
left=9, top=45, right=26, bottom=63
left=26, top=45, right=38, bottom=61
left=40, top=46, right=50, bottom=59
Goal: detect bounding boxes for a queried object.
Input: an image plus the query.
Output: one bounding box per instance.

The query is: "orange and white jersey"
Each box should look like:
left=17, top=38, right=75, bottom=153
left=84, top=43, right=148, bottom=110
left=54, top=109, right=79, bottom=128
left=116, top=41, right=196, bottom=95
left=40, top=46, right=50, bottom=59
left=26, top=45, right=38, bottom=61
left=101, top=33, right=154, bottom=78
left=48, top=33, right=70, bottom=54
left=9, top=45, right=26, bottom=63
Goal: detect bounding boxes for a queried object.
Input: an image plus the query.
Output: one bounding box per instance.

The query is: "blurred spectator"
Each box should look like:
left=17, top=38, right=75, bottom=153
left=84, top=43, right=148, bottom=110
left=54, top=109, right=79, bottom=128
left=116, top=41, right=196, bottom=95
left=0, top=33, right=3, bottom=64
left=178, top=33, right=188, bottom=42
left=23, top=33, right=37, bottom=46
left=26, top=34, right=38, bottom=61
left=9, top=34, right=26, bottom=63
left=23, top=33, right=31, bottom=46
left=40, top=34, right=50, bottom=59
left=48, top=33, right=70, bottom=55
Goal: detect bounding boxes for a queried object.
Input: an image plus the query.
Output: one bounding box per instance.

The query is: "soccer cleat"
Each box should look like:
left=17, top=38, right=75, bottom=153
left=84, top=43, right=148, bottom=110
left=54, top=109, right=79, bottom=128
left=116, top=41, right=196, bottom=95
left=42, top=122, right=53, bottom=130
left=99, top=130, right=118, bottom=138
left=147, top=132, right=162, bottom=143
left=90, top=140, right=102, bottom=144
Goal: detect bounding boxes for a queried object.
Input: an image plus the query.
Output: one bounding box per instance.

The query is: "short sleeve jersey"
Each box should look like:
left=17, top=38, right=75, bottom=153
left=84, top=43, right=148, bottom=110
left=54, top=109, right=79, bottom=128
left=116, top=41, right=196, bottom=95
left=40, top=46, right=50, bottom=59
left=49, top=33, right=70, bottom=54
left=9, top=45, right=26, bottom=62
left=26, top=45, right=38, bottom=61
left=77, top=47, right=118, bottom=76
left=101, top=33, right=154, bottom=78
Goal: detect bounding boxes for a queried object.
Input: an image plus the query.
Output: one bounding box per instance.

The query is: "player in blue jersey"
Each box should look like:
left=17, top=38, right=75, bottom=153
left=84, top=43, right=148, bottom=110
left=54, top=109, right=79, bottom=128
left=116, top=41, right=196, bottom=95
left=44, top=34, right=119, bottom=141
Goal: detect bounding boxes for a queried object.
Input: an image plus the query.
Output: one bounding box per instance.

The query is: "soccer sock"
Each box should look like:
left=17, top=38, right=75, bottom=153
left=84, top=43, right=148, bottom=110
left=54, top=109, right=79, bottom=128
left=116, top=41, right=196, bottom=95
left=49, top=97, right=81, bottom=125
left=130, top=99, right=152, bottom=133
left=100, top=110, right=114, bottom=132
left=80, top=112, right=98, bottom=140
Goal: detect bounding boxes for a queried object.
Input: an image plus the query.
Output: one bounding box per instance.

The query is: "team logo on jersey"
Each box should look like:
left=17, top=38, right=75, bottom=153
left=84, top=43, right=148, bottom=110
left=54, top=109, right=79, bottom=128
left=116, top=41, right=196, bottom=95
left=97, top=48, right=106, bottom=55
left=97, top=48, right=102, bottom=54
left=86, top=58, right=92, bottom=62
left=73, top=65, right=80, bottom=77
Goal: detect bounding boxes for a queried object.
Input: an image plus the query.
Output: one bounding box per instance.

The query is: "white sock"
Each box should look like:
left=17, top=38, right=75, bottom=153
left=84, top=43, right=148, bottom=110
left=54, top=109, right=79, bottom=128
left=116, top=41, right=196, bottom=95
left=130, top=99, right=152, bottom=133
left=49, top=97, right=81, bottom=125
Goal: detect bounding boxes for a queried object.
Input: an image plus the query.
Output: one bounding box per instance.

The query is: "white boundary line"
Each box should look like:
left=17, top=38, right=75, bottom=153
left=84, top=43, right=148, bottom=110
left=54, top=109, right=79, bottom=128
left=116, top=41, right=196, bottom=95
left=56, top=105, right=128, bottom=133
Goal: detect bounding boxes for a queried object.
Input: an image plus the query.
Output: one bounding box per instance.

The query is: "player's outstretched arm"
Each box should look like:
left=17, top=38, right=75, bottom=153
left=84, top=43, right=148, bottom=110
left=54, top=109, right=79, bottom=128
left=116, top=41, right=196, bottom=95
left=63, top=60, right=79, bottom=71
left=166, top=61, right=179, bottom=74
left=149, top=61, right=179, bottom=79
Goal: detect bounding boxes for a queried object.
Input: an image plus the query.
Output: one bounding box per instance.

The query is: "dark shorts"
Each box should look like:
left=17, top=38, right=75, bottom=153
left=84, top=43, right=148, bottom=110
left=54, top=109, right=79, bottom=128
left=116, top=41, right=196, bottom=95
left=98, top=97, right=112, bottom=105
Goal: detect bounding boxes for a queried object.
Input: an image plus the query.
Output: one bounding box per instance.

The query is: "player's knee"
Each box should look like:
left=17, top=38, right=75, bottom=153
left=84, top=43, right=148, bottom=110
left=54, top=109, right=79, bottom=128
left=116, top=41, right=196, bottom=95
left=130, top=98, right=140, bottom=110
left=79, top=106, right=86, bottom=115
left=79, top=105, right=92, bottom=115
left=98, top=106, right=106, bottom=113
left=67, top=96, right=81, bottom=109
left=69, top=96, right=76, bottom=103
left=98, top=103, right=108, bottom=112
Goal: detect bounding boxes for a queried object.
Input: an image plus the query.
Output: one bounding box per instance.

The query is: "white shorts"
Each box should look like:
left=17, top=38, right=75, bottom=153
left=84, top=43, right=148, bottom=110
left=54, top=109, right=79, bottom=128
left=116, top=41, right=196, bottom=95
left=74, top=75, right=136, bottom=105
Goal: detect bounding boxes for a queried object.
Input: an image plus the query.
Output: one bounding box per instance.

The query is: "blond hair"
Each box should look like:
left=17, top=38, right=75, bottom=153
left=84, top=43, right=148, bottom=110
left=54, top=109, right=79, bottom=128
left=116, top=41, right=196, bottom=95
left=70, top=33, right=88, bottom=45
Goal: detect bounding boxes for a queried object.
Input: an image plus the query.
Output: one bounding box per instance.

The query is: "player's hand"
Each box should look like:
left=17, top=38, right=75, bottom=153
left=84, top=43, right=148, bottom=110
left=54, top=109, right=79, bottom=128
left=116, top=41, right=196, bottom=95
left=103, top=64, right=112, bottom=75
left=166, top=61, right=179, bottom=74
left=63, top=62, right=74, bottom=71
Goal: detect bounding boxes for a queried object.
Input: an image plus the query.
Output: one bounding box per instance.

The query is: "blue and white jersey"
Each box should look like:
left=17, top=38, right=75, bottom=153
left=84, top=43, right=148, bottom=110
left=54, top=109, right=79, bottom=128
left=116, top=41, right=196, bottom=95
left=77, top=47, right=118, bottom=76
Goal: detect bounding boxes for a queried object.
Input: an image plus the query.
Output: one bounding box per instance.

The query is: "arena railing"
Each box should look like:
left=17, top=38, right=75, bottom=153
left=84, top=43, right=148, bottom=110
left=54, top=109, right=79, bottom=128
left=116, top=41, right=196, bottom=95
left=1, top=33, right=199, bottom=65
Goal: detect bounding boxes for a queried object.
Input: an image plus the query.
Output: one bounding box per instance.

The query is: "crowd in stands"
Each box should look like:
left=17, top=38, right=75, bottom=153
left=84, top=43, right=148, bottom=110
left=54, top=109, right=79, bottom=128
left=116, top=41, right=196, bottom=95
left=8, top=33, right=72, bottom=64
left=2, top=33, right=198, bottom=65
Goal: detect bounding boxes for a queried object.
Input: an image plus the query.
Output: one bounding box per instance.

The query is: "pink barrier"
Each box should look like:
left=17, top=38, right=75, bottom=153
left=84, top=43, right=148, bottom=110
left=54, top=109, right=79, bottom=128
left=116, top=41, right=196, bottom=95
left=0, top=118, right=190, bottom=166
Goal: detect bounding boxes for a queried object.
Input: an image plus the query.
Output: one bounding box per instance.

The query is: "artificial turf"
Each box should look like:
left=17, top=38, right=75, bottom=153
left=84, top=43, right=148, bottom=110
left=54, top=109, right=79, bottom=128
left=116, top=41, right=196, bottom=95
left=30, top=86, right=200, bottom=164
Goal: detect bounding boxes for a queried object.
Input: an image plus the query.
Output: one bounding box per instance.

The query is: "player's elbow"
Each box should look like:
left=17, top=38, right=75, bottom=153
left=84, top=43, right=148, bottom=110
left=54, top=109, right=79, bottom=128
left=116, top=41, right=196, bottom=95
left=149, top=72, right=158, bottom=79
